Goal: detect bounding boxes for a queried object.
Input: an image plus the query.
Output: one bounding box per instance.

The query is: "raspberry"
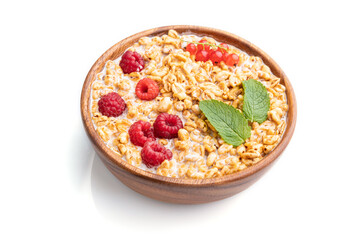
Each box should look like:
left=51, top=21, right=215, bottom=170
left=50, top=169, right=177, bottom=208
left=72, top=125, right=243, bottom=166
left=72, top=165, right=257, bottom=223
left=135, top=78, right=159, bottom=100
left=141, top=141, right=172, bottom=168
left=119, top=50, right=145, bottom=74
left=128, top=120, right=156, bottom=147
left=98, top=92, right=126, bottom=117
left=153, top=113, right=183, bottom=139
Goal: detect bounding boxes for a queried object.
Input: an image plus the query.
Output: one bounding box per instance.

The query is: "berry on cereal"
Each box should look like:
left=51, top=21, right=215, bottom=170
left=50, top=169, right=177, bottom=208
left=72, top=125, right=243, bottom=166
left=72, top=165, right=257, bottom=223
left=195, top=50, right=210, bottom=62
left=183, top=39, right=240, bottom=66
left=98, top=92, right=126, bottom=117
left=217, top=43, right=229, bottom=54
left=185, top=43, right=197, bottom=55
left=197, top=39, right=212, bottom=52
left=141, top=141, right=172, bottom=168
left=153, top=113, right=183, bottom=139
left=119, top=50, right=145, bottom=74
left=135, top=78, right=159, bottom=100
left=129, top=120, right=156, bottom=147
left=224, top=53, right=239, bottom=66
left=209, top=50, right=223, bottom=65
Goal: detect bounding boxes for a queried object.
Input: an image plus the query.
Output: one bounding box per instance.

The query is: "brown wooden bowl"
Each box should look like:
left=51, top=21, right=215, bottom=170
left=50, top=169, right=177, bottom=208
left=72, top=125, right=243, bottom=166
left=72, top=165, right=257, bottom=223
left=81, top=25, right=297, bottom=204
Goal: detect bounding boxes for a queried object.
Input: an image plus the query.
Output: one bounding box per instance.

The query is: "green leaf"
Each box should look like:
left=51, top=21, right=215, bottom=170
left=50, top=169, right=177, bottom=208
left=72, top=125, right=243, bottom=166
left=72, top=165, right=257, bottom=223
left=242, top=79, right=270, bottom=124
left=199, top=100, right=251, bottom=147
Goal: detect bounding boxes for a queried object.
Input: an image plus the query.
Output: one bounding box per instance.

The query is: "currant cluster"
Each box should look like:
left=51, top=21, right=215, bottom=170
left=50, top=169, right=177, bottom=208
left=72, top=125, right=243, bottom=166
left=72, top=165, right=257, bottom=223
left=185, top=39, right=239, bottom=66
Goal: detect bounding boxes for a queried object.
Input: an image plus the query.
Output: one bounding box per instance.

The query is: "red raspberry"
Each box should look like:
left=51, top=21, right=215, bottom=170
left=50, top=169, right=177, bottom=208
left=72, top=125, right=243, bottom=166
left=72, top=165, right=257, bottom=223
left=135, top=78, right=159, bottom=100
left=141, top=141, right=172, bottom=168
left=119, top=50, right=145, bottom=74
left=128, top=120, right=156, bottom=147
left=153, top=113, right=183, bottom=139
left=98, top=92, right=126, bottom=117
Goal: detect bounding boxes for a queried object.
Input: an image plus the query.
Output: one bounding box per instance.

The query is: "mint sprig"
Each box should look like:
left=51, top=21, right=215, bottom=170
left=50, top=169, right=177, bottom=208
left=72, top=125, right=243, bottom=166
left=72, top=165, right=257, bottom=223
left=199, top=100, right=251, bottom=147
left=242, top=79, right=270, bottom=124
left=199, top=79, right=271, bottom=146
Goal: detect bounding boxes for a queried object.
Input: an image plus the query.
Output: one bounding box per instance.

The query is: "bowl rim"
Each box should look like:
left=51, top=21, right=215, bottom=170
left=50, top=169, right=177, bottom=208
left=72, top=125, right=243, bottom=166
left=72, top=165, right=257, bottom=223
left=81, top=25, right=297, bottom=187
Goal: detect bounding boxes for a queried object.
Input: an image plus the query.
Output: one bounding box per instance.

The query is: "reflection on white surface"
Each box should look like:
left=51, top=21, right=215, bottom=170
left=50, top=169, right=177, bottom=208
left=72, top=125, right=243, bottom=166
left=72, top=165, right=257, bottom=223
left=70, top=129, right=95, bottom=191
left=90, top=153, right=242, bottom=226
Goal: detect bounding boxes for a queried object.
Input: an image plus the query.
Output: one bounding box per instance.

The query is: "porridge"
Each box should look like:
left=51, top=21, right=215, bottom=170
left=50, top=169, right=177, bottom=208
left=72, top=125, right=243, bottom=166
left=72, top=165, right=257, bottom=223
left=90, top=30, right=288, bottom=179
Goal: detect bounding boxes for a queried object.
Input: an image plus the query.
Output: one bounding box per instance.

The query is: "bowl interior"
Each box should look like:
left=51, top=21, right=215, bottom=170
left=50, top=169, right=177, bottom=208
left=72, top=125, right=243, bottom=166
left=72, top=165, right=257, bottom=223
left=81, top=25, right=297, bottom=186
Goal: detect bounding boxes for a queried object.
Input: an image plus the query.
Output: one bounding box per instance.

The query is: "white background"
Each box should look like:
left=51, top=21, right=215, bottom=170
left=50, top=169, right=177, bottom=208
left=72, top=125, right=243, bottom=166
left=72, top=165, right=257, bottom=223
left=1, top=0, right=359, bottom=239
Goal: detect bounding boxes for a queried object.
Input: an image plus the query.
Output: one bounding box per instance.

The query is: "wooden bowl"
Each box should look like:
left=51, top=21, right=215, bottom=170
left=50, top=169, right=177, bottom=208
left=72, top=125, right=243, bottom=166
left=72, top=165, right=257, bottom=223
left=81, top=25, right=297, bottom=204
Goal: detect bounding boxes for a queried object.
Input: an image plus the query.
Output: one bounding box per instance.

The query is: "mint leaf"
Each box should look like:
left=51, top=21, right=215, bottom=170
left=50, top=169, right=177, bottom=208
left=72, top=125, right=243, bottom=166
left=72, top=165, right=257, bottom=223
left=199, top=100, right=251, bottom=147
left=243, top=79, right=270, bottom=124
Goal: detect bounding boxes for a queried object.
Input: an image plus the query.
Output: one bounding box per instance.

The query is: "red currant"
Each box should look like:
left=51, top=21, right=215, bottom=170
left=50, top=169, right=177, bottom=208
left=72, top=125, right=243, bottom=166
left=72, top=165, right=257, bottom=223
left=195, top=50, right=210, bottom=62
left=222, top=52, right=229, bottom=62
left=209, top=50, right=223, bottom=65
left=207, top=48, right=214, bottom=56
left=197, top=39, right=211, bottom=52
left=218, top=43, right=229, bottom=54
left=185, top=43, right=197, bottom=55
left=224, top=53, right=239, bottom=66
